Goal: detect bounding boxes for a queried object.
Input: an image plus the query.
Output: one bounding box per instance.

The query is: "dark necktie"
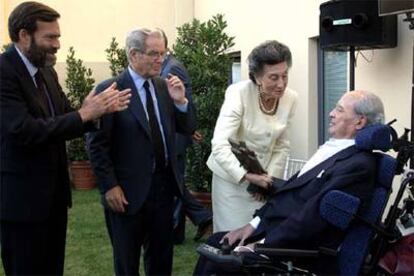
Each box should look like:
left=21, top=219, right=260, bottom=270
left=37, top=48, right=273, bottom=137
left=34, top=70, right=55, bottom=117
left=143, top=80, right=166, bottom=169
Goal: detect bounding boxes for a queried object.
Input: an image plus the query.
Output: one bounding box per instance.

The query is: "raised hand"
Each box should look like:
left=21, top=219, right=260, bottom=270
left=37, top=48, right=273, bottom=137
left=192, top=130, right=203, bottom=143
left=106, top=89, right=131, bottom=113
left=78, top=82, right=131, bottom=122
left=166, top=74, right=187, bottom=105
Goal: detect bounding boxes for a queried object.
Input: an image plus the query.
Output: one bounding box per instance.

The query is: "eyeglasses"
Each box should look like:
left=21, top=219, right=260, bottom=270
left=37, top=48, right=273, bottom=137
left=143, top=50, right=167, bottom=60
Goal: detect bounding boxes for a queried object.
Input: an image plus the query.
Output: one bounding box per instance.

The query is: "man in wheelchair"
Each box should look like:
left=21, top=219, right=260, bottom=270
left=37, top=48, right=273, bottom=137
left=194, top=90, right=389, bottom=275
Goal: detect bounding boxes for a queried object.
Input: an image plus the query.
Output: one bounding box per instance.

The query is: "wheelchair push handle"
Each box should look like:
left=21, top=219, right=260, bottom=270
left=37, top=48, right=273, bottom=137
left=387, top=119, right=413, bottom=175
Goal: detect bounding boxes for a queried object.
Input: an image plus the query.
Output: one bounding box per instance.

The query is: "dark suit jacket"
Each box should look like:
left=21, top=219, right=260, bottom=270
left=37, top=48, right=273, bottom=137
left=0, top=46, right=89, bottom=222
left=254, top=146, right=376, bottom=251
left=86, top=70, right=195, bottom=215
left=161, top=55, right=195, bottom=155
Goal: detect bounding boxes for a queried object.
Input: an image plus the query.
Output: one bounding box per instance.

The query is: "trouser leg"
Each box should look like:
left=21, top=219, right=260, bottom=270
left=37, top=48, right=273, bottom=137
left=0, top=207, right=68, bottom=276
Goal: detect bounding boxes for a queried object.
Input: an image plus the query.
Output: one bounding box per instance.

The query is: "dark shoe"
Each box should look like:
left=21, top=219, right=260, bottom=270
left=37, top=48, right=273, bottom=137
left=194, top=217, right=212, bottom=241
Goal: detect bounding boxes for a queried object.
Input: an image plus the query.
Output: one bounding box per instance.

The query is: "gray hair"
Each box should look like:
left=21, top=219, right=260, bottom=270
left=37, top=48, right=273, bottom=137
left=248, top=40, right=292, bottom=84
left=125, top=28, right=164, bottom=63
left=352, top=90, right=385, bottom=125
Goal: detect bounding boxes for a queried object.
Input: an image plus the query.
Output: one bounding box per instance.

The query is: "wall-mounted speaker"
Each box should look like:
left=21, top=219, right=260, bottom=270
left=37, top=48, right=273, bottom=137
left=319, top=0, right=397, bottom=50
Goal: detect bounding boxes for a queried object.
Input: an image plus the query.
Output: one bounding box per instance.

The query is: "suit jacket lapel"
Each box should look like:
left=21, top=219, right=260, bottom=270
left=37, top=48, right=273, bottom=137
left=119, top=71, right=151, bottom=138
left=277, top=146, right=359, bottom=192
left=8, top=47, right=49, bottom=116
left=39, top=67, right=63, bottom=115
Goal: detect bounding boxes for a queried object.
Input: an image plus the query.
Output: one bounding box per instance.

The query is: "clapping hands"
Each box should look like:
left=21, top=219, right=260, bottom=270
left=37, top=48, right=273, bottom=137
left=78, top=82, right=131, bottom=122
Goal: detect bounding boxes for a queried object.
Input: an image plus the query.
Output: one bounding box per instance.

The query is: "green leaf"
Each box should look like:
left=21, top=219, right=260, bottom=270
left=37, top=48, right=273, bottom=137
left=65, top=47, right=95, bottom=161
left=174, top=14, right=235, bottom=192
left=105, top=37, right=128, bottom=77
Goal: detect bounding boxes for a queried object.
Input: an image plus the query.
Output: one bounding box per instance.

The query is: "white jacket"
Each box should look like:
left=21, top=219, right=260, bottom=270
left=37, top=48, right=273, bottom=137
left=207, top=80, right=298, bottom=183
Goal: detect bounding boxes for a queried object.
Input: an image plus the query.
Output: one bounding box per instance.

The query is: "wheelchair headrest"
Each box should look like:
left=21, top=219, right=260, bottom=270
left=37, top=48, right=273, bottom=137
left=320, top=190, right=361, bottom=230
left=355, top=124, right=392, bottom=152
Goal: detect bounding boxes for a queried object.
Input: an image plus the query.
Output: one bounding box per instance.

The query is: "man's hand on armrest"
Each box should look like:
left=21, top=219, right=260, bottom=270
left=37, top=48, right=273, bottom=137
left=220, top=223, right=256, bottom=247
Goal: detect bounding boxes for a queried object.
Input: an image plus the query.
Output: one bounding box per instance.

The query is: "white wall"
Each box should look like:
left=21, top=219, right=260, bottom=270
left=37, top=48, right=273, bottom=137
left=1, top=0, right=194, bottom=86
left=0, top=0, right=8, bottom=46
left=356, top=13, right=413, bottom=135
left=194, top=0, right=413, bottom=160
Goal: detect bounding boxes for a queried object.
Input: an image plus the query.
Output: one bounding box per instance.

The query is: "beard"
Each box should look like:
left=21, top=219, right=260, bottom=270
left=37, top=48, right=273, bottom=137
left=26, top=37, right=57, bottom=68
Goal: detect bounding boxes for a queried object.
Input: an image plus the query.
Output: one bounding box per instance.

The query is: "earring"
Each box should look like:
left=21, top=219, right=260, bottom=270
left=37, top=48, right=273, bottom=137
left=257, top=83, right=264, bottom=94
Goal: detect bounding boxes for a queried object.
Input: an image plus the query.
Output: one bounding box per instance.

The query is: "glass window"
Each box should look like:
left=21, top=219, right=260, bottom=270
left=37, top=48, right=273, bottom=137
left=231, top=62, right=241, bottom=84
left=318, top=50, right=348, bottom=143
left=228, top=51, right=241, bottom=84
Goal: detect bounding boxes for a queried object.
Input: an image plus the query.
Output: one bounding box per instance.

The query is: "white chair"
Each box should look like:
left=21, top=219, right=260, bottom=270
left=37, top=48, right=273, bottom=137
left=283, top=156, right=307, bottom=180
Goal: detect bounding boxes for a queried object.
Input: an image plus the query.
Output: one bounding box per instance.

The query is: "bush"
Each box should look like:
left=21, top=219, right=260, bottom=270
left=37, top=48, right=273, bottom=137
left=1, top=43, right=12, bottom=53
left=105, top=37, right=128, bottom=77
left=65, top=47, right=95, bottom=161
left=174, top=14, right=234, bottom=192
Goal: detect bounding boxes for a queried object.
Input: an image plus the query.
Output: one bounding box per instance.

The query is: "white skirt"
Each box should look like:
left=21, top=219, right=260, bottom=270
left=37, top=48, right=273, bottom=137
left=212, top=173, right=265, bottom=233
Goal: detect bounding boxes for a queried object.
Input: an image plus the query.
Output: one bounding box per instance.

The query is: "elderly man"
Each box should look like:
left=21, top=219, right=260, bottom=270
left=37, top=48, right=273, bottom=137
left=87, top=28, right=195, bottom=275
left=194, top=90, right=385, bottom=275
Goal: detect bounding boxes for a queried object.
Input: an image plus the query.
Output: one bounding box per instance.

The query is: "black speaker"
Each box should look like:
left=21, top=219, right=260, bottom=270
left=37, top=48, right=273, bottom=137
left=320, top=0, right=397, bottom=50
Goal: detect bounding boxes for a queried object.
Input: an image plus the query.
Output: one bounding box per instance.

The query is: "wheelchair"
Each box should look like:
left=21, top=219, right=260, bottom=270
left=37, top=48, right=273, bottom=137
left=197, top=122, right=414, bottom=275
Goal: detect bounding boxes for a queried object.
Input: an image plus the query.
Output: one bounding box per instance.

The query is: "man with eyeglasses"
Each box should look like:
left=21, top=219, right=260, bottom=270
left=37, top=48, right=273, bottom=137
left=87, top=28, right=195, bottom=275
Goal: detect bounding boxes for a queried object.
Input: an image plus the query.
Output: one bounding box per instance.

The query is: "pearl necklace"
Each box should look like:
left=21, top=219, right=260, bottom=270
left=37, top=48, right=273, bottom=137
left=258, top=93, right=278, bottom=115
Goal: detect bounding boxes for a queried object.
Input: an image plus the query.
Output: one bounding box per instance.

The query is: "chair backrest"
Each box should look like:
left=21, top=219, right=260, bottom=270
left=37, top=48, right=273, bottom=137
left=335, top=124, right=396, bottom=275
left=283, top=156, right=307, bottom=180
left=337, top=153, right=396, bottom=276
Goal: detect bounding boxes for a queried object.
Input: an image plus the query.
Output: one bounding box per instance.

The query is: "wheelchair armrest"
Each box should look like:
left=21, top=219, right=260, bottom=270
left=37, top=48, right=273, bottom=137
left=255, top=244, right=338, bottom=258
left=196, top=243, right=243, bottom=267
left=320, top=190, right=360, bottom=230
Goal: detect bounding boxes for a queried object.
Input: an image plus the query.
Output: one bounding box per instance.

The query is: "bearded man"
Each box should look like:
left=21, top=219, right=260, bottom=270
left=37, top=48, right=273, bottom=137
left=0, top=2, right=131, bottom=275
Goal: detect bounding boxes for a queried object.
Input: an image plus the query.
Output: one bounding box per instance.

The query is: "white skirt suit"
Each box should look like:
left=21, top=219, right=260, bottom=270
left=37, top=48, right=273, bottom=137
left=207, top=80, right=298, bottom=232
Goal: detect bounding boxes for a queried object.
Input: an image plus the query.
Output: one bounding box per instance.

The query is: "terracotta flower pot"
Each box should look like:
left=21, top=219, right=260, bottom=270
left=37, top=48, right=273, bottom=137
left=69, top=160, right=97, bottom=190
left=189, top=190, right=212, bottom=210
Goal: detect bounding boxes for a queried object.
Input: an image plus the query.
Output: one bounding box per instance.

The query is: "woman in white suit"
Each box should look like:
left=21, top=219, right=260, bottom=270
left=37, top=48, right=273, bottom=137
left=207, top=40, right=298, bottom=232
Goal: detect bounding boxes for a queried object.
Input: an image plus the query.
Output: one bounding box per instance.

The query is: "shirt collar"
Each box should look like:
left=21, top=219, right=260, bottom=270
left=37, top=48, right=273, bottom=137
left=128, top=66, right=149, bottom=90
left=297, top=138, right=355, bottom=177
left=14, top=44, right=38, bottom=78
left=325, top=138, right=355, bottom=148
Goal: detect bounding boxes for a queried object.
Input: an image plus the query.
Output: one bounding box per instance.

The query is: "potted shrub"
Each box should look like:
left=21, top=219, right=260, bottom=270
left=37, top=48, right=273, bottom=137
left=173, top=14, right=235, bottom=199
left=65, top=47, right=97, bottom=190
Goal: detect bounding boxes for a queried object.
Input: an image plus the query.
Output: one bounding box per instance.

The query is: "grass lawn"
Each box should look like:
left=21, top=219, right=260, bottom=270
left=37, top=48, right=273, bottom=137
left=0, top=189, right=205, bottom=275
